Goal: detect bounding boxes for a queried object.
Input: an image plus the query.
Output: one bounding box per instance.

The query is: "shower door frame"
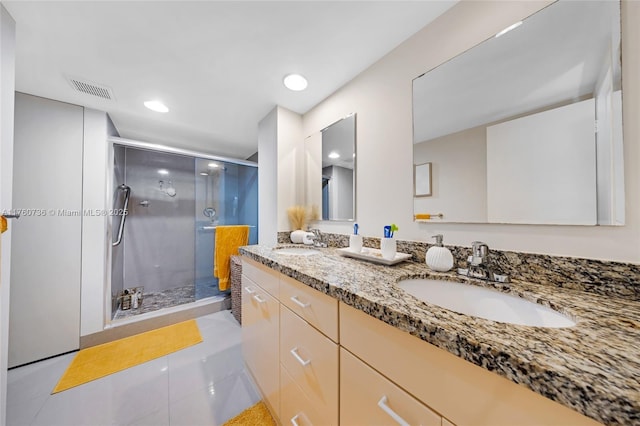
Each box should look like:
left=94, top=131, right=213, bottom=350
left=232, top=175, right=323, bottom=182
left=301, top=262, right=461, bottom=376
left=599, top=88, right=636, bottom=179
left=104, top=136, right=258, bottom=328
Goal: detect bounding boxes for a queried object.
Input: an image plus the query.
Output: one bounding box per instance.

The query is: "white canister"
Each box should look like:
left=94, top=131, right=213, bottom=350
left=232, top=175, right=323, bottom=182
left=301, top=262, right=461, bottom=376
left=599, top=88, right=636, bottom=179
left=380, top=237, right=396, bottom=260
left=349, top=234, right=363, bottom=252
left=290, top=229, right=307, bottom=244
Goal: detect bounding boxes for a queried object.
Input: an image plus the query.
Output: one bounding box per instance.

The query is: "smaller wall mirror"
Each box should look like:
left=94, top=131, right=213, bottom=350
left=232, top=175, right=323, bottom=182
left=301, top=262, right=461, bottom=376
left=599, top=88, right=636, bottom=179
left=305, top=114, right=356, bottom=221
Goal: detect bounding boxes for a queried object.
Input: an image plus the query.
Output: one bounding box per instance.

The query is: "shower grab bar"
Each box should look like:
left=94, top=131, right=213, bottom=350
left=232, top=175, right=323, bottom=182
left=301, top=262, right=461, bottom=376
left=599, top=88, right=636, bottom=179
left=112, top=184, right=131, bottom=247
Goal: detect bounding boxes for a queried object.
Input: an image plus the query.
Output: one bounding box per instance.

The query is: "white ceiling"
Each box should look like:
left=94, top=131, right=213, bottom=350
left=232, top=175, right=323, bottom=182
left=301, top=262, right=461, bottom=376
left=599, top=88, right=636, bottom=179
left=413, top=0, right=620, bottom=143
left=4, top=1, right=456, bottom=160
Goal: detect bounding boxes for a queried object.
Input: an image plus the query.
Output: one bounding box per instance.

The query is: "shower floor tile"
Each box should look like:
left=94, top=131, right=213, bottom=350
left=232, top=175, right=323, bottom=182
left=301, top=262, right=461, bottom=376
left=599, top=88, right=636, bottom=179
left=113, top=281, right=228, bottom=320
left=113, top=285, right=196, bottom=320
left=6, top=310, right=257, bottom=426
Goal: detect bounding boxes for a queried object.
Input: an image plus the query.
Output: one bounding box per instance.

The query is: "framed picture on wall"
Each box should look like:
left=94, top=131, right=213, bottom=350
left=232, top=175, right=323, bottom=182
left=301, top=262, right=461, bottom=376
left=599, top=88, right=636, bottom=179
left=414, top=162, right=432, bottom=197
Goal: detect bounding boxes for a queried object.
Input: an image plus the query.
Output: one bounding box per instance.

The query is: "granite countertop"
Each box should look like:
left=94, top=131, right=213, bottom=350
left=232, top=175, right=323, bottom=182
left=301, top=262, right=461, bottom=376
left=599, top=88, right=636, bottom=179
left=239, top=244, right=640, bottom=426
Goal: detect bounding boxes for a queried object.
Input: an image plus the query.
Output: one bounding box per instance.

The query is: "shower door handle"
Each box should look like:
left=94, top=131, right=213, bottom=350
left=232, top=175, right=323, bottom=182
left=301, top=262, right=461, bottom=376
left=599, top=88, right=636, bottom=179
left=112, top=185, right=131, bottom=247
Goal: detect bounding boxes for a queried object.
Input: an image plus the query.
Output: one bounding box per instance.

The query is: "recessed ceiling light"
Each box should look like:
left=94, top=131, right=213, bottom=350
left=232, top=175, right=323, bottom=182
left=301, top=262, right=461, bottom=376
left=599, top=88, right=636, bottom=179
left=208, top=162, right=219, bottom=168
left=144, top=100, right=169, bottom=113
left=283, top=74, right=308, bottom=91
left=158, top=169, right=169, bottom=175
left=495, top=21, right=523, bottom=38
left=200, top=172, right=209, bottom=176
left=328, top=152, right=340, bottom=159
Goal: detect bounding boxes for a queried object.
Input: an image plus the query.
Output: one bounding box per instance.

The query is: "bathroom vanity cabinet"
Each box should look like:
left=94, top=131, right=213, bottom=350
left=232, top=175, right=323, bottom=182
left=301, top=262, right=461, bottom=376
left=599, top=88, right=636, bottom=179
left=340, top=302, right=598, bottom=426
left=242, top=258, right=339, bottom=425
left=241, top=255, right=601, bottom=425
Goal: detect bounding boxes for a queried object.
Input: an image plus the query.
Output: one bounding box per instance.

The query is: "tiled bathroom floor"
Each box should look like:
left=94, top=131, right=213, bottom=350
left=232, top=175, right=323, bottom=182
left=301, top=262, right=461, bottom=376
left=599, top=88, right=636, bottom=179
left=6, top=310, right=260, bottom=426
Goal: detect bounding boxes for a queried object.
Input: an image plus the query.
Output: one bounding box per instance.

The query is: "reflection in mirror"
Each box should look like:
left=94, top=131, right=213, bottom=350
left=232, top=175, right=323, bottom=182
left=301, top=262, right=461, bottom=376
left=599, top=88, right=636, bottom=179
left=412, top=0, right=624, bottom=226
left=305, top=114, right=356, bottom=221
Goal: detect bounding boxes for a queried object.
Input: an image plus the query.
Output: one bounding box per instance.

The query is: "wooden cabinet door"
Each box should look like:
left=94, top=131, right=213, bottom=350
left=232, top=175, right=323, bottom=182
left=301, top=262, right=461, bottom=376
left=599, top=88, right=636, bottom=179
left=242, top=274, right=280, bottom=419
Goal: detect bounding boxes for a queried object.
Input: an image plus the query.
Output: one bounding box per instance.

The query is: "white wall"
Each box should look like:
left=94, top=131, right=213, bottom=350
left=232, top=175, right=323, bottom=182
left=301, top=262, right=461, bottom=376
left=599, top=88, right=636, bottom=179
left=414, top=126, right=487, bottom=223
left=81, top=109, right=109, bottom=336
left=326, top=165, right=353, bottom=221
left=304, top=132, right=323, bottom=215
left=486, top=99, right=597, bottom=225
left=0, top=4, right=15, bottom=423
left=276, top=106, right=303, bottom=231
left=258, top=107, right=277, bottom=245
left=302, top=0, right=640, bottom=263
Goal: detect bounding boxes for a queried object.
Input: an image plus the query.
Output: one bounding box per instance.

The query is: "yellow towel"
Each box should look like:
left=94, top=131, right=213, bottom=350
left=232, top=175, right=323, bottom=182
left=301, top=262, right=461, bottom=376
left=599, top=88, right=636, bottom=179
left=1, top=216, right=7, bottom=234
left=214, top=225, right=249, bottom=291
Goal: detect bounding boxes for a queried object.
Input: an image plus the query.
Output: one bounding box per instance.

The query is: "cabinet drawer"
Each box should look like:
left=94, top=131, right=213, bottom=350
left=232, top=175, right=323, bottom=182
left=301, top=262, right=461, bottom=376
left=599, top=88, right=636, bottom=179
left=340, top=302, right=599, bottom=426
left=341, top=348, right=441, bottom=426
left=280, top=274, right=338, bottom=342
left=241, top=276, right=280, bottom=419
left=281, top=366, right=333, bottom=426
left=242, top=256, right=280, bottom=298
left=280, top=305, right=338, bottom=425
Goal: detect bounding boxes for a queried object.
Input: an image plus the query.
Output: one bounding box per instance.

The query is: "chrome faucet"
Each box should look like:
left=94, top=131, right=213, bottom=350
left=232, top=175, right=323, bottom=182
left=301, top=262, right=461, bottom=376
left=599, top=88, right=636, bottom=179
left=458, top=241, right=509, bottom=283
left=469, top=241, right=489, bottom=267
left=308, top=228, right=327, bottom=248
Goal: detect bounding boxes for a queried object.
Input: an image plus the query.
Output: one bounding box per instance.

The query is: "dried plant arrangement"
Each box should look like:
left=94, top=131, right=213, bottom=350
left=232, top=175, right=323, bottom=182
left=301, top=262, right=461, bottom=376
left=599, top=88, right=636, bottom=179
left=287, top=205, right=307, bottom=230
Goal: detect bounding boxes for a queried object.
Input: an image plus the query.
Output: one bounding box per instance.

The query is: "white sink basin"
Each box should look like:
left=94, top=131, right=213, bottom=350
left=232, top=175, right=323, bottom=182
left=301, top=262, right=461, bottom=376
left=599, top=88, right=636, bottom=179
left=274, top=247, right=321, bottom=256
left=397, top=279, right=575, bottom=328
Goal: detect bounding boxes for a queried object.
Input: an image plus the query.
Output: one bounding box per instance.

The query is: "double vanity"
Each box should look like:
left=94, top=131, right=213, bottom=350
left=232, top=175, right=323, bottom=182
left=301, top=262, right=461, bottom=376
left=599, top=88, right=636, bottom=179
left=240, top=242, right=640, bottom=425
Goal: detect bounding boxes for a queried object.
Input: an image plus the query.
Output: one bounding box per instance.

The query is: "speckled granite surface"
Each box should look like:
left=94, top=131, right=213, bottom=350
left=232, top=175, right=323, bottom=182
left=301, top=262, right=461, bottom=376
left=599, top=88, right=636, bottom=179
left=277, top=231, right=640, bottom=300
left=241, top=243, right=640, bottom=425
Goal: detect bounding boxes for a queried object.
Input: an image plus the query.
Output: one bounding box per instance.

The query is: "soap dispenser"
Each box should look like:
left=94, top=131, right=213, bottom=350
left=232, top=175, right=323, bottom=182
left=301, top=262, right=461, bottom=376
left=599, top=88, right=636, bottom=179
left=426, top=234, right=454, bottom=272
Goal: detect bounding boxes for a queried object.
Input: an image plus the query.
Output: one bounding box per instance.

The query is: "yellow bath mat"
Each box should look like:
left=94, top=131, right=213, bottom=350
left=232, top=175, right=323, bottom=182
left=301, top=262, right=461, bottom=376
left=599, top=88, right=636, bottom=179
left=52, top=320, right=202, bottom=393
left=223, top=401, right=276, bottom=426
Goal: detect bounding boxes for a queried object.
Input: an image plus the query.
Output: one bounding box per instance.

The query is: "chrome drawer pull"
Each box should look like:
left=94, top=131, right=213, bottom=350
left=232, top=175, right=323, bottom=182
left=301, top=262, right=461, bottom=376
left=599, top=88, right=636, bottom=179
left=290, top=295, right=310, bottom=308
left=377, top=396, right=410, bottom=426
left=290, top=413, right=304, bottom=426
left=252, top=294, right=266, bottom=304
left=244, top=286, right=256, bottom=294
left=290, top=347, right=311, bottom=366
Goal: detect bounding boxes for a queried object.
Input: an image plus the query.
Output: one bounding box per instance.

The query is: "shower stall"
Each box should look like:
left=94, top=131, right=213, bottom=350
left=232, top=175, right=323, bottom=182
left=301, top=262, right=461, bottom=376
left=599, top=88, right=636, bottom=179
left=109, top=139, right=258, bottom=320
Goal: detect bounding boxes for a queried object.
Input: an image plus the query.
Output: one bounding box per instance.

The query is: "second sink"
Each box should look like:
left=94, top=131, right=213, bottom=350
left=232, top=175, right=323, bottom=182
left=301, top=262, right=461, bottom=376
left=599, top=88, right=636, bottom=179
left=397, top=279, right=575, bottom=328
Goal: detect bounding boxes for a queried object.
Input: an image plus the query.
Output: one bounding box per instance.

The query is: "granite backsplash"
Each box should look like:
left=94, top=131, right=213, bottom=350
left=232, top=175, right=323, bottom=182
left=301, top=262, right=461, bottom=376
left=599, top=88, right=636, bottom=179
left=276, top=231, right=640, bottom=301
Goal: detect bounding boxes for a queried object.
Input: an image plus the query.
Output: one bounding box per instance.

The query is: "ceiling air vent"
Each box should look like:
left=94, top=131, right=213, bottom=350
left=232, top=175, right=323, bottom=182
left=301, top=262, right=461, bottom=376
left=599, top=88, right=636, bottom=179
left=66, top=76, right=115, bottom=100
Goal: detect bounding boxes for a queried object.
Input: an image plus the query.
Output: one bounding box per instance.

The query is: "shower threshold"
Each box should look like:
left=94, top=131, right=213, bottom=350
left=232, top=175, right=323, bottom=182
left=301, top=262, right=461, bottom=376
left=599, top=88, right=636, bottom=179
left=113, top=283, right=229, bottom=320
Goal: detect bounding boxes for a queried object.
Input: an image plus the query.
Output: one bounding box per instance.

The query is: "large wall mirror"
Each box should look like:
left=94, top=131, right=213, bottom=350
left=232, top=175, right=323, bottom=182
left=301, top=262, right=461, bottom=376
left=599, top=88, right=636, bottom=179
left=412, top=0, right=624, bottom=226
left=305, top=114, right=356, bottom=221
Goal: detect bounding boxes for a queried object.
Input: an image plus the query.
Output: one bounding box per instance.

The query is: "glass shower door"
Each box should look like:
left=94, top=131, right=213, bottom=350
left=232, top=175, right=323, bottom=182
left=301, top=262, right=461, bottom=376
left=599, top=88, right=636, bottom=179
left=194, top=158, right=258, bottom=300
